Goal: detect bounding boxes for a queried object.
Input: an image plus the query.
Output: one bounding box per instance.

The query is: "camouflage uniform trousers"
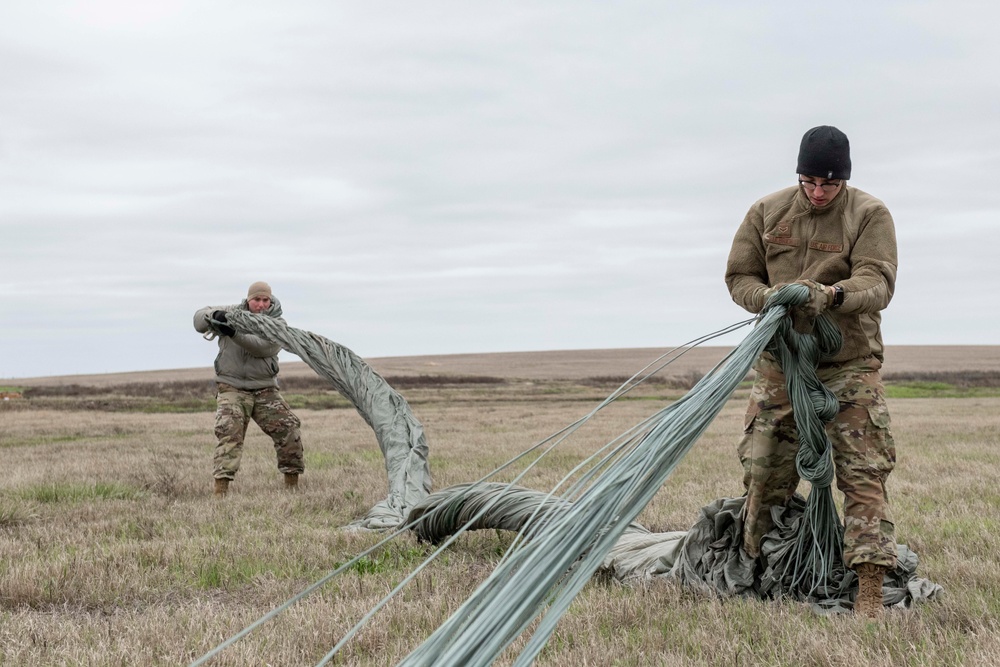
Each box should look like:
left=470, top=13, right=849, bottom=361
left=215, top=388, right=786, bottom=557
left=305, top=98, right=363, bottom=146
left=737, top=355, right=897, bottom=569
left=213, top=383, right=305, bottom=480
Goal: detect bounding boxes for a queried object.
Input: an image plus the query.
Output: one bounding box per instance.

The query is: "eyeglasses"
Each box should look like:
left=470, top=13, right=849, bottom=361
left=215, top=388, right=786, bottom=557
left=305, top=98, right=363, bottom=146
left=798, top=179, right=842, bottom=193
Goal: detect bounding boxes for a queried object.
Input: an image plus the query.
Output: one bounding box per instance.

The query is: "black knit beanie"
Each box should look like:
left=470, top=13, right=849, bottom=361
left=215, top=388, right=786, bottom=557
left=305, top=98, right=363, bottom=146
left=796, top=125, right=851, bottom=180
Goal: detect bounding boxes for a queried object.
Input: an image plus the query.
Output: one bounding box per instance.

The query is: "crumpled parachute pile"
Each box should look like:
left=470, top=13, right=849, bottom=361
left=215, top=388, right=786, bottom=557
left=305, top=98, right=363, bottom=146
left=408, top=482, right=943, bottom=613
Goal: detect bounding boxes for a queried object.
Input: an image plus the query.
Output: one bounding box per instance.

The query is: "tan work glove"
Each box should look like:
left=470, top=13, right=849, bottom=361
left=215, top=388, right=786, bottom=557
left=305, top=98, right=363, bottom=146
left=790, top=279, right=833, bottom=333
left=793, top=279, right=834, bottom=318
left=758, top=282, right=788, bottom=310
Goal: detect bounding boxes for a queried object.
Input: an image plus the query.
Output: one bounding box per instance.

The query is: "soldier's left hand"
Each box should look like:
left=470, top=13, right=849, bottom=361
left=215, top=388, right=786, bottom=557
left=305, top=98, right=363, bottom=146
left=793, top=279, right=833, bottom=318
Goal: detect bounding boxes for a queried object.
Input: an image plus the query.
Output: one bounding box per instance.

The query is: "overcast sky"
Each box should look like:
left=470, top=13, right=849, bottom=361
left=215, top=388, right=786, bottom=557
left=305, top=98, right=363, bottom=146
left=2, top=1, right=996, bottom=379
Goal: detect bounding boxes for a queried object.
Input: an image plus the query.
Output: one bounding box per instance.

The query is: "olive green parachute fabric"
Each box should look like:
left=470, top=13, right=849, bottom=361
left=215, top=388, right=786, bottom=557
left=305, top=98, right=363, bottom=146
left=407, top=483, right=943, bottom=613
left=221, top=309, right=432, bottom=529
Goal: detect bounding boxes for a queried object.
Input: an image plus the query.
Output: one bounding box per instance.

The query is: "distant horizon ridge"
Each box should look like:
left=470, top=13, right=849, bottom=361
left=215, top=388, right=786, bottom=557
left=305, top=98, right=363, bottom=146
left=5, top=344, right=999, bottom=386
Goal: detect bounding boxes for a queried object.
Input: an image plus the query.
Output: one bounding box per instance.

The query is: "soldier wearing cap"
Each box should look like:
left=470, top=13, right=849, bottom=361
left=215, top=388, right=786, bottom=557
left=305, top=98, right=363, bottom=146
left=193, top=281, right=305, bottom=496
left=725, top=126, right=899, bottom=617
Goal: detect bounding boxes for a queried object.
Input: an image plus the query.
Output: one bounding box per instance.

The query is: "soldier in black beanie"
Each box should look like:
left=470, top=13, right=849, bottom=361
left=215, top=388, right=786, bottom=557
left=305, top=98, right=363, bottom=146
left=724, top=125, right=900, bottom=618
left=797, top=125, right=851, bottom=180
left=793, top=125, right=852, bottom=208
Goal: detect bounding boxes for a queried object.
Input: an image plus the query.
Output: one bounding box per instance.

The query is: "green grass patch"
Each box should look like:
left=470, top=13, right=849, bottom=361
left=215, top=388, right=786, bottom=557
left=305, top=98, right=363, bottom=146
left=348, top=554, right=390, bottom=576
left=0, top=428, right=140, bottom=448
left=182, top=544, right=429, bottom=589
left=338, top=545, right=430, bottom=576
left=885, top=381, right=1000, bottom=398
left=19, top=482, right=144, bottom=503
left=304, top=450, right=360, bottom=470
left=186, top=555, right=316, bottom=589
left=283, top=393, right=353, bottom=410
left=0, top=434, right=97, bottom=448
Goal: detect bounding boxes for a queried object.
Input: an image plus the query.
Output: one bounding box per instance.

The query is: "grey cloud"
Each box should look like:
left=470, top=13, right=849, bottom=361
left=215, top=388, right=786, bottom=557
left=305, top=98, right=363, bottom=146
left=1, top=1, right=996, bottom=377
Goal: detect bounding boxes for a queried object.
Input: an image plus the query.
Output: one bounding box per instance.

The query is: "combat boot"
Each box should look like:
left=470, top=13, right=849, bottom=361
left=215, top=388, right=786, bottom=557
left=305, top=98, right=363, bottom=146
left=214, top=478, right=229, bottom=497
left=854, top=563, right=886, bottom=618
left=284, top=473, right=299, bottom=490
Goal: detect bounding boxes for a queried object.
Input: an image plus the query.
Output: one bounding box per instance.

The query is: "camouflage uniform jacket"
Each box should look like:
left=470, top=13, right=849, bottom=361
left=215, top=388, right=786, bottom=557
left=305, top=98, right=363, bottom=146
left=193, top=298, right=284, bottom=390
left=725, top=184, right=897, bottom=363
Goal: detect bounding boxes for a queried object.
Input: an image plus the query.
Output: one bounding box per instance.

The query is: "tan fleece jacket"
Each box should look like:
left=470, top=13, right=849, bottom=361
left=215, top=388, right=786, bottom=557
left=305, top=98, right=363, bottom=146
left=725, top=184, right=897, bottom=363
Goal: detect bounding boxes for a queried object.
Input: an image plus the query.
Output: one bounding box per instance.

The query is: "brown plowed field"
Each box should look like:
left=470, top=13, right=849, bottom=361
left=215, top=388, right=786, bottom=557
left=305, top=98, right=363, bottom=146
left=7, top=345, right=1000, bottom=387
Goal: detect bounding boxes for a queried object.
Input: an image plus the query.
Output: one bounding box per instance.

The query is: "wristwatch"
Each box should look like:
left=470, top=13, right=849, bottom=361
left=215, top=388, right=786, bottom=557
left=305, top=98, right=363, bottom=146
left=831, top=285, right=845, bottom=308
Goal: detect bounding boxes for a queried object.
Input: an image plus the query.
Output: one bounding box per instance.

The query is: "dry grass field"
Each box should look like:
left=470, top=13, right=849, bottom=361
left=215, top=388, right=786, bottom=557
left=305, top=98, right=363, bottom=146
left=2, top=346, right=999, bottom=666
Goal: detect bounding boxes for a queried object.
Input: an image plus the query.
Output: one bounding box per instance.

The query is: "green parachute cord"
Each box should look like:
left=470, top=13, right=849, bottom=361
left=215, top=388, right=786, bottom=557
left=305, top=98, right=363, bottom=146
left=393, top=286, right=833, bottom=667
left=763, top=290, right=845, bottom=596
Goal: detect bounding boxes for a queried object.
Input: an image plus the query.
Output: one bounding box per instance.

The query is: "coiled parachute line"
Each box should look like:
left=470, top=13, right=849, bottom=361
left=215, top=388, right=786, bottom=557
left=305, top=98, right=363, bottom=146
left=760, top=289, right=846, bottom=597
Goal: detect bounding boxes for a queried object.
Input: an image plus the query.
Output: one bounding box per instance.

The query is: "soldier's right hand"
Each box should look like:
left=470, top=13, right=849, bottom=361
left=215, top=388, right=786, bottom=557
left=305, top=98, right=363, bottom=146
left=211, top=310, right=236, bottom=337
left=760, top=282, right=789, bottom=308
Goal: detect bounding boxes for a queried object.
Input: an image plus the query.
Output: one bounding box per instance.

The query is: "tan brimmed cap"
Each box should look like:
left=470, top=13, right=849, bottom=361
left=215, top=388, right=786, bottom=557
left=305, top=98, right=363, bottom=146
left=247, top=281, right=272, bottom=300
